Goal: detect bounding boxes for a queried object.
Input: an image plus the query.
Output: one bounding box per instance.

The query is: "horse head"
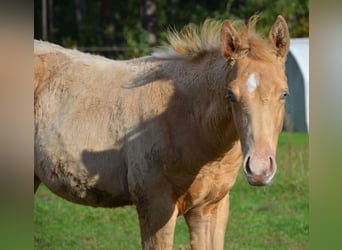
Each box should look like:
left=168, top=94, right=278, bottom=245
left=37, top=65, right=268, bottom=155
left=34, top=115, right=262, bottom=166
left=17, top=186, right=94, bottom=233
left=221, top=16, right=290, bottom=186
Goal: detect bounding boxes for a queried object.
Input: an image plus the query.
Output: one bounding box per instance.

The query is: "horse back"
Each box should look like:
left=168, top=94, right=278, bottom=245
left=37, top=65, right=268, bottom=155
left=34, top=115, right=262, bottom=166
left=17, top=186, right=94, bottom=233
left=34, top=40, right=71, bottom=98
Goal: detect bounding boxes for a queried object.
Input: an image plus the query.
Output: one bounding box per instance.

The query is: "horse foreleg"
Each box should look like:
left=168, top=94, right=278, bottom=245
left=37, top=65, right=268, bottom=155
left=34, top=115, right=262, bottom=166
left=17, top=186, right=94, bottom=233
left=136, top=194, right=178, bottom=250
left=184, top=193, right=230, bottom=250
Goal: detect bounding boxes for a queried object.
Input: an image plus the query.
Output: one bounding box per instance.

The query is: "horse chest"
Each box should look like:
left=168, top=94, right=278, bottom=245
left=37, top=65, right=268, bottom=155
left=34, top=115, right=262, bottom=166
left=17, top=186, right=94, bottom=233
left=176, top=163, right=240, bottom=215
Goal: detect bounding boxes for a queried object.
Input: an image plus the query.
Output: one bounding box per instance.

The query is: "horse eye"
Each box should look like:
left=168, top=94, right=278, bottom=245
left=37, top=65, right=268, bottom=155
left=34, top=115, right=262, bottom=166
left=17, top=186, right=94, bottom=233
left=227, top=90, right=236, bottom=103
left=280, top=90, right=289, bottom=100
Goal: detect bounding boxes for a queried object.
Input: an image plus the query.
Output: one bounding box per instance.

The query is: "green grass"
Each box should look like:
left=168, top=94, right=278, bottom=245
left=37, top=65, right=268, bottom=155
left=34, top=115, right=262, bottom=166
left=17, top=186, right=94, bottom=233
left=34, top=132, right=309, bottom=249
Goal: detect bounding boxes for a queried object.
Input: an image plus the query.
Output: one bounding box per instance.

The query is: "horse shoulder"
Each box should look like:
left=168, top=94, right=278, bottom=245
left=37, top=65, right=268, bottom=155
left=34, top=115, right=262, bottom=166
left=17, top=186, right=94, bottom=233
left=176, top=143, right=242, bottom=214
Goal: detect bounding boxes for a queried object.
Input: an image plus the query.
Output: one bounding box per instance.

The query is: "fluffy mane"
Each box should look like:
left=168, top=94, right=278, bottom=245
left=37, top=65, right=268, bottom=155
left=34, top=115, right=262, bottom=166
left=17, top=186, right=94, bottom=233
left=153, top=15, right=276, bottom=62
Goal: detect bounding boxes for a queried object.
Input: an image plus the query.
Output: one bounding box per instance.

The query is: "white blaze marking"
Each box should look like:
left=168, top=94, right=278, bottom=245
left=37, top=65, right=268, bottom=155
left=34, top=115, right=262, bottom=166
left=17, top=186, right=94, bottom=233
left=246, top=73, right=259, bottom=93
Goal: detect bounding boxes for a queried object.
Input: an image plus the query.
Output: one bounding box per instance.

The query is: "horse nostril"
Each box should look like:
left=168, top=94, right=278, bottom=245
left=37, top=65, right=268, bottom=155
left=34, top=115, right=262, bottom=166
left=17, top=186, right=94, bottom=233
left=245, top=156, right=252, bottom=175
left=269, top=156, right=274, bottom=170
left=265, top=156, right=275, bottom=176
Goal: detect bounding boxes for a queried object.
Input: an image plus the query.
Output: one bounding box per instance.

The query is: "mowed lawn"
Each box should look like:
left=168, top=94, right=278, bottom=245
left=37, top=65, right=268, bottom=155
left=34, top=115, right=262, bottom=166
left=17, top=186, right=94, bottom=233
left=34, top=132, right=309, bottom=250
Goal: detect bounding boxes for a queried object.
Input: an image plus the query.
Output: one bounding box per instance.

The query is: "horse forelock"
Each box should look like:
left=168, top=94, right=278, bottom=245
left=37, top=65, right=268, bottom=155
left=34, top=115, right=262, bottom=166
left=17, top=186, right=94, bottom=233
left=153, top=15, right=276, bottom=62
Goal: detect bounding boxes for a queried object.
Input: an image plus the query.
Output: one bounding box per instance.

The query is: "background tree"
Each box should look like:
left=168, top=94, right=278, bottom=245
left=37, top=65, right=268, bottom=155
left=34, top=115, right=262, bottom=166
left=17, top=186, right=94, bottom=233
left=34, top=0, right=308, bottom=59
left=141, top=0, right=157, bottom=46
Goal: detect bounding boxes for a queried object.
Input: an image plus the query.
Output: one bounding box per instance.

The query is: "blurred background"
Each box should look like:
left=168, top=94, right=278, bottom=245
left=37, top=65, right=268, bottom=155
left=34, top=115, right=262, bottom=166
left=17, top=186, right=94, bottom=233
left=34, top=0, right=308, bottom=59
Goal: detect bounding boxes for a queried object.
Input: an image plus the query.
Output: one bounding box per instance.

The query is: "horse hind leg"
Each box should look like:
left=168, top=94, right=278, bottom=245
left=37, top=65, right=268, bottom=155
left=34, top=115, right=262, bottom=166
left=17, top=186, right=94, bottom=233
left=34, top=174, right=41, bottom=193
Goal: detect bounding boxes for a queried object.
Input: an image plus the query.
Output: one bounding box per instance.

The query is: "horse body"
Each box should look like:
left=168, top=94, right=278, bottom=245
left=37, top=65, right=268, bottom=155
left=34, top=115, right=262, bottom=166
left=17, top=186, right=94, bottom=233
left=34, top=15, right=290, bottom=249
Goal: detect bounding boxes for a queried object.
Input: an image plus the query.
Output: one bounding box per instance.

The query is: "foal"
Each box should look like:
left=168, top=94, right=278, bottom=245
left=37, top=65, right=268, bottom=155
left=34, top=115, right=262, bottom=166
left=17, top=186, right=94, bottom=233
left=34, top=15, right=289, bottom=249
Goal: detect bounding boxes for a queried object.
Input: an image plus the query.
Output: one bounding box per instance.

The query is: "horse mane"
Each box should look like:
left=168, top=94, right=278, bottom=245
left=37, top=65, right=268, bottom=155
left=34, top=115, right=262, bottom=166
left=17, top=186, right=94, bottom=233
left=153, top=15, right=276, bottom=62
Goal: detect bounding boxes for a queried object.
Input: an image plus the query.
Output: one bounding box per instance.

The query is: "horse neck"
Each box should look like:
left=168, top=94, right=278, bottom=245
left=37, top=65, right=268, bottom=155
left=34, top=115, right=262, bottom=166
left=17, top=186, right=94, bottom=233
left=158, top=52, right=240, bottom=155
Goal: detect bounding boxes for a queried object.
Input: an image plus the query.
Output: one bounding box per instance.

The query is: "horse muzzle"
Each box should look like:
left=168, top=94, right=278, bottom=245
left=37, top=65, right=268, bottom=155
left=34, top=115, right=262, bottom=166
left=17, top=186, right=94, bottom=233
left=243, top=154, right=277, bottom=186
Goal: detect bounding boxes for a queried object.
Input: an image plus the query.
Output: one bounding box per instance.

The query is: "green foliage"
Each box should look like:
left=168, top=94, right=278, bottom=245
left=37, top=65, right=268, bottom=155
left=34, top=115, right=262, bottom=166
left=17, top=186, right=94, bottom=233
left=120, top=24, right=152, bottom=59
left=34, top=132, right=308, bottom=249
left=34, top=0, right=308, bottom=59
left=226, top=0, right=309, bottom=38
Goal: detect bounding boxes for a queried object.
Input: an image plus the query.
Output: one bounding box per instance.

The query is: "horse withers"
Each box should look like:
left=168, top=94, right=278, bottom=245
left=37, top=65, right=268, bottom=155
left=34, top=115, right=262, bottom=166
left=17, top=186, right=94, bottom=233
left=34, top=15, right=289, bottom=249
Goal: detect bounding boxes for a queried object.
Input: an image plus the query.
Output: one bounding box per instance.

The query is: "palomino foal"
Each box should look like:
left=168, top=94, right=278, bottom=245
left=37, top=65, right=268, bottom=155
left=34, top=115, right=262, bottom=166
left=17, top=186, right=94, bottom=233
left=34, top=15, right=289, bottom=249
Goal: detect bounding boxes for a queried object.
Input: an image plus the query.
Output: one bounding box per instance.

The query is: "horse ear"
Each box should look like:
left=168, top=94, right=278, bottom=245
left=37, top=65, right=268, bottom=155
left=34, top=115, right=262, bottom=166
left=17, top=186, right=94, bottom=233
left=220, top=20, right=241, bottom=60
left=269, top=15, right=290, bottom=59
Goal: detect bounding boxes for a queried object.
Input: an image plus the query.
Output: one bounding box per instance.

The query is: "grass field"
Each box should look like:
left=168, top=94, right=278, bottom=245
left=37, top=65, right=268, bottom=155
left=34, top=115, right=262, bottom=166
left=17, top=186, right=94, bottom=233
left=34, top=132, right=309, bottom=250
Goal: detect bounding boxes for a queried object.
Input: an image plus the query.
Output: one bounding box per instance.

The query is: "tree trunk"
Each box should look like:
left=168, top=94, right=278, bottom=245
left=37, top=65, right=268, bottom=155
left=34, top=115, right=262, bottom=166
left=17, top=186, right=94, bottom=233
left=41, top=0, right=47, bottom=40
left=48, top=0, right=53, bottom=39
left=140, top=0, right=157, bottom=46
left=74, top=0, right=85, bottom=40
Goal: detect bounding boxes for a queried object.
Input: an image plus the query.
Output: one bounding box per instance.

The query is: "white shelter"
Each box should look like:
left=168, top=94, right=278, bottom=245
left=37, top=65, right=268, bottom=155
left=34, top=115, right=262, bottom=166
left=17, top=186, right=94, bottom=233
left=284, top=38, right=309, bottom=132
